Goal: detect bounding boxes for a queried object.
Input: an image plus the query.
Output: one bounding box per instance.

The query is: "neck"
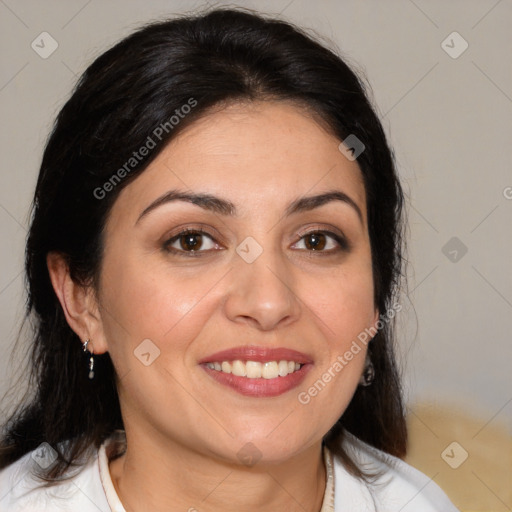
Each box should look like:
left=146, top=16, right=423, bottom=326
left=108, top=428, right=327, bottom=512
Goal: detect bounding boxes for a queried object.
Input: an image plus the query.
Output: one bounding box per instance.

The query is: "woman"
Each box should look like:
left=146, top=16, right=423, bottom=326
left=0, top=7, right=459, bottom=511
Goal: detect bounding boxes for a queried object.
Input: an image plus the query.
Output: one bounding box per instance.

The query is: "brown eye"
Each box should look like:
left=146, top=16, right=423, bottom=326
left=303, top=232, right=327, bottom=250
left=179, top=232, right=203, bottom=251
left=164, top=229, right=218, bottom=255
left=293, top=230, right=347, bottom=253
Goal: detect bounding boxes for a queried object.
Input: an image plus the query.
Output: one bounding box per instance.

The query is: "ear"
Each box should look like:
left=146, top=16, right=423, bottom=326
left=46, top=251, right=108, bottom=354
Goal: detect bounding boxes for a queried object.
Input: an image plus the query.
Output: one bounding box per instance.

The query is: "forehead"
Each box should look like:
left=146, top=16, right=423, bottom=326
left=110, top=100, right=367, bottom=224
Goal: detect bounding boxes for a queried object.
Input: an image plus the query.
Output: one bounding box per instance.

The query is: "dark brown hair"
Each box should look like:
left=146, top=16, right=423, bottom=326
left=0, top=6, right=407, bottom=484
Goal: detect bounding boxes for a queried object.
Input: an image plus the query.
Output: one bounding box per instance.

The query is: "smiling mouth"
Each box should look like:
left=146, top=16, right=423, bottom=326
left=205, top=360, right=303, bottom=379
left=199, top=346, right=313, bottom=397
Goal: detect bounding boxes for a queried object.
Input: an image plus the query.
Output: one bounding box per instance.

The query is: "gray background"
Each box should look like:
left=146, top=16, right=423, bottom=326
left=0, top=0, right=511, bottom=434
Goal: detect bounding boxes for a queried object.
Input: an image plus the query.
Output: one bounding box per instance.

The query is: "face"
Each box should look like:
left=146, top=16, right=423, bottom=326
left=93, top=100, right=378, bottom=464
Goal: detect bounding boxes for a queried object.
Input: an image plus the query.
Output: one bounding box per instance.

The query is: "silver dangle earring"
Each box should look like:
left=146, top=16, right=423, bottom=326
left=83, top=339, right=95, bottom=379
left=359, top=354, right=375, bottom=386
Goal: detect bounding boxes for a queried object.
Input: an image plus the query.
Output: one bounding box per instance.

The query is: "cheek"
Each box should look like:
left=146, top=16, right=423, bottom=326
left=98, top=250, right=224, bottom=365
left=301, top=258, right=374, bottom=409
left=313, top=260, right=376, bottom=349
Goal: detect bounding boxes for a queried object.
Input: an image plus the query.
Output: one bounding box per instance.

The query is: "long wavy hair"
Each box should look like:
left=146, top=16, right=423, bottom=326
left=0, top=6, right=407, bottom=484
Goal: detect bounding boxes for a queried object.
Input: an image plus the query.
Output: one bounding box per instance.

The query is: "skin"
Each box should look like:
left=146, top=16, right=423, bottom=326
left=48, top=100, right=379, bottom=512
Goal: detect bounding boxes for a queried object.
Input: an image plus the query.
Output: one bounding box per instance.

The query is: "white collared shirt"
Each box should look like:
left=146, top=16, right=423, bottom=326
left=0, top=430, right=459, bottom=511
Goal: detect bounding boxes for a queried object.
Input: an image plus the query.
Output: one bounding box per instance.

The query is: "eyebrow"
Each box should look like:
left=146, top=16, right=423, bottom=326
left=135, top=189, right=363, bottom=225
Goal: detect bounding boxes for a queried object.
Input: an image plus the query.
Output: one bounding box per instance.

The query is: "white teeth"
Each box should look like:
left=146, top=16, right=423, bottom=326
left=246, top=361, right=262, bottom=378
left=231, top=360, right=246, bottom=377
left=278, top=360, right=288, bottom=377
left=206, top=359, right=303, bottom=378
left=262, top=361, right=279, bottom=379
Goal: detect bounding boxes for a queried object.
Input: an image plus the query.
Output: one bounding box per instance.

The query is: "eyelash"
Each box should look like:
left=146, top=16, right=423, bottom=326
left=162, top=227, right=350, bottom=258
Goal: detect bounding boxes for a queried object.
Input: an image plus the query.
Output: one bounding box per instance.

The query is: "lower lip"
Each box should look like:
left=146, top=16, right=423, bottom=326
left=202, top=364, right=312, bottom=397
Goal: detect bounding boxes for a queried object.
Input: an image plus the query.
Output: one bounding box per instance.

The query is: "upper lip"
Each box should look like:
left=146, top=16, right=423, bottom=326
left=198, top=345, right=313, bottom=364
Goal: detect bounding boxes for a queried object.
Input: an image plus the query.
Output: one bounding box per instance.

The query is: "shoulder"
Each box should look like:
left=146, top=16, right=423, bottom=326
left=331, top=432, right=460, bottom=512
left=0, top=442, right=111, bottom=512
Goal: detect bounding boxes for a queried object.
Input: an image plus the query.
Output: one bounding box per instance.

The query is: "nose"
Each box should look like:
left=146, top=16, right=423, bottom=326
left=222, top=245, right=301, bottom=332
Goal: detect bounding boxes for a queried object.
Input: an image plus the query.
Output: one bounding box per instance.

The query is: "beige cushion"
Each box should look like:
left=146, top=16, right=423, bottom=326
left=405, top=402, right=512, bottom=512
